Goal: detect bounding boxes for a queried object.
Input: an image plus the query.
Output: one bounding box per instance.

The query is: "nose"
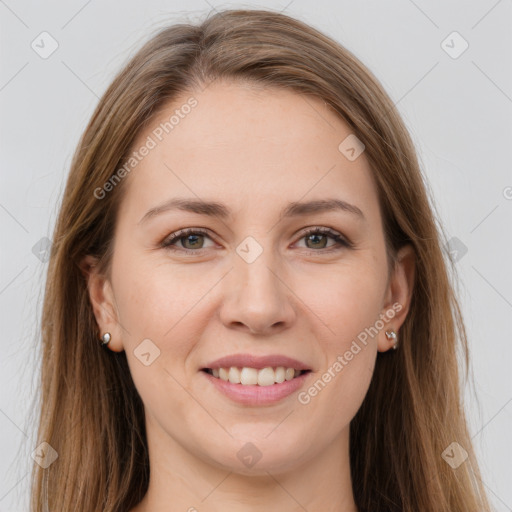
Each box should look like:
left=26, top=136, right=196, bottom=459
left=219, top=249, right=296, bottom=335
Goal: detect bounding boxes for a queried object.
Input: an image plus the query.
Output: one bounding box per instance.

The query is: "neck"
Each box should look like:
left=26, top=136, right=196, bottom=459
left=131, top=416, right=358, bottom=512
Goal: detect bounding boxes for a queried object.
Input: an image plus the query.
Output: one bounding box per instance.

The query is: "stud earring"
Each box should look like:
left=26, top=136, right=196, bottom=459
left=385, top=330, right=398, bottom=350
left=100, top=332, right=111, bottom=346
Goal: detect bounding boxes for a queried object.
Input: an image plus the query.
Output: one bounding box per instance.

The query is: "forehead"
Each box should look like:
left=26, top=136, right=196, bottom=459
left=119, top=80, right=380, bottom=226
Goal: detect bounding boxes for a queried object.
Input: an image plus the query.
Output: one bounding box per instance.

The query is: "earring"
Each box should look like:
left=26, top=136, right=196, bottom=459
left=100, top=332, right=111, bottom=346
left=385, top=330, right=398, bottom=350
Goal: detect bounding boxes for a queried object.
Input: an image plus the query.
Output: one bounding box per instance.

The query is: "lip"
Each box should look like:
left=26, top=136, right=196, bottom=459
left=201, top=369, right=312, bottom=406
left=202, top=353, right=312, bottom=371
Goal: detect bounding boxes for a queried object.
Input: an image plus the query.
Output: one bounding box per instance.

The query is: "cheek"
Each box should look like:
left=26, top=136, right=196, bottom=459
left=112, top=250, right=200, bottom=335
left=114, top=259, right=203, bottom=414
left=290, top=262, right=383, bottom=413
left=112, top=254, right=214, bottom=384
left=296, top=299, right=378, bottom=442
left=292, top=258, right=386, bottom=340
left=304, top=346, right=376, bottom=448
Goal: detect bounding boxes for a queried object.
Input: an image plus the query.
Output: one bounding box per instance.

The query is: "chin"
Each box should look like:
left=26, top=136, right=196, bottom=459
left=203, top=435, right=309, bottom=476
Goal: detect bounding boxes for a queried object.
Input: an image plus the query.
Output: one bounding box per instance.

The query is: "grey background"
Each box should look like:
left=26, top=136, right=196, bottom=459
left=1, top=0, right=511, bottom=510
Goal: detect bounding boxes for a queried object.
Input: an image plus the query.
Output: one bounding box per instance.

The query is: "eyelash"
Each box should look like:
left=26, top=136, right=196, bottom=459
left=160, top=226, right=352, bottom=256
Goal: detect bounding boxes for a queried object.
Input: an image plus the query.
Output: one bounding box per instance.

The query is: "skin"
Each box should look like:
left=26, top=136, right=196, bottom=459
left=82, top=80, right=415, bottom=512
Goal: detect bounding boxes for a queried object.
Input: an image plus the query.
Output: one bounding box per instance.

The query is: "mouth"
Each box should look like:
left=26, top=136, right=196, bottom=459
left=201, top=367, right=312, bottom=386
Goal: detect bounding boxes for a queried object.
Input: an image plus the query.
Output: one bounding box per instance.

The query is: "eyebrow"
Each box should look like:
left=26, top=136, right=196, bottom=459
left=138, top=197, right=365, bottom=224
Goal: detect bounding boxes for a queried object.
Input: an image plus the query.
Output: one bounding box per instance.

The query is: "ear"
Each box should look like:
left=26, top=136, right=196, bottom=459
left=79, top=254, right=124, bottom=352
left=377, top=244, right=416, bottom=353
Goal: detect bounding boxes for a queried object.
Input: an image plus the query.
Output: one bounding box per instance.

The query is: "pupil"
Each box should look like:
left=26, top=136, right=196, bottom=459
left=181, top=233, right=328, bottom=250
left=307, top=234, right=326, bottom=249
left=184, top=234, right=202, bottom=249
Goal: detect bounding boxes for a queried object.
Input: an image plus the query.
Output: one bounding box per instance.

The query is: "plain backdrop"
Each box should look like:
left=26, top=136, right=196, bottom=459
left=0, top=1, right=511, bottom=510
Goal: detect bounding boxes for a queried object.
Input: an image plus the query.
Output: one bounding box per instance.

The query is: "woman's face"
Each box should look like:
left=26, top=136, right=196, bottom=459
left=87, top=80, right=413, bottom=475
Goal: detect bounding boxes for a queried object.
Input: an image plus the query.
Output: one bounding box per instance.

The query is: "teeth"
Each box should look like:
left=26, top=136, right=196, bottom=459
left=275, top=367, right=285, bottom=383
left=257, top=367, right=275, bottom=386
left=228, top=367, right=240, bottom=384
left=285, top=368, right=295, bottom=381
left=210, top=366, right=303, bottom=386
left=240, top=367, right=258, bottom=385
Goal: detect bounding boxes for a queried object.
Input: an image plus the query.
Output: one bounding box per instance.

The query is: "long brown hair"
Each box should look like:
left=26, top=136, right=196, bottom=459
left=28, top=8, right=492, bottom=511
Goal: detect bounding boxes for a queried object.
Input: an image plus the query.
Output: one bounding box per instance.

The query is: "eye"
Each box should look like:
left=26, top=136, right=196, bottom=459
left=160, top=228, right=214, bottom=253
left=160, top=226, right=352, bottom=255
left=296, top=227, right=352, bottom=252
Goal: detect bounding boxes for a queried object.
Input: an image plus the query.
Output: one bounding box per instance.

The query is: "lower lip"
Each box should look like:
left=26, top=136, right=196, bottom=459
left=201, top=370, right=311, bottom=406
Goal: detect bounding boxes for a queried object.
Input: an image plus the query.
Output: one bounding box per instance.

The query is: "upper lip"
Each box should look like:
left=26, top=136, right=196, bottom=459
left=203, top=354, right=312, bottom=371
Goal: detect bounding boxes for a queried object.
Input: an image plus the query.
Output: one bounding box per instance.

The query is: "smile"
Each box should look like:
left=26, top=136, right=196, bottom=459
left=201, top=367, right=313, bottom=406
left=202, top=366, right=311, bottom=386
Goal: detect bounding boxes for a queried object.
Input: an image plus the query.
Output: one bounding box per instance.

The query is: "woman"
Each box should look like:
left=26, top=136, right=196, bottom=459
left=29, top=8, right=492, bottom=512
